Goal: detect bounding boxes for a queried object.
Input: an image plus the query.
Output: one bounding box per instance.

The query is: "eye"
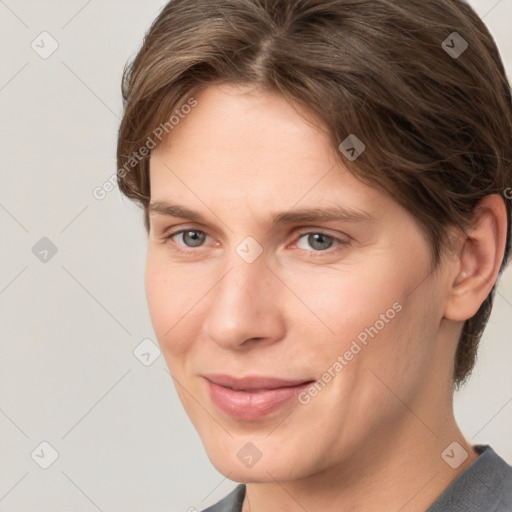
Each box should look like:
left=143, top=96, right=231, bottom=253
left=295, top=231, right=345, bottom=252
left=168, top=229, right=208, bottom=248
left=163, top=227, right=348, bottom=256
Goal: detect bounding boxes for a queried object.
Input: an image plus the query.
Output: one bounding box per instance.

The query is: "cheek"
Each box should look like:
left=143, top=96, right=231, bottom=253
left=338, top=266, right=442, bottom=404
left=290, top=267, right=438, bottom=436
left=287, top=257, right=434, bottom=380
left=281, top=264, right=401, bottom=351
left=144, top=251, right=195, bottom=359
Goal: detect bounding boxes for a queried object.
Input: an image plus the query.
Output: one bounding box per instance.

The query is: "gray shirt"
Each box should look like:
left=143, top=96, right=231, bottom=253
left=201, top=445, right=512, bottom=511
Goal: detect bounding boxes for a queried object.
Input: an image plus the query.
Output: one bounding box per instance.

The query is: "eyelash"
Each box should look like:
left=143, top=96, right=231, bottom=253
left=163, top=228, right=349, bottom=256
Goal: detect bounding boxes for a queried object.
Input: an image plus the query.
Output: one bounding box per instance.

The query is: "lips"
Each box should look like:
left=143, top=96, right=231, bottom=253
left=205, top=374, right=312, bottom=390
left=204, top=374, right=314, bottom=420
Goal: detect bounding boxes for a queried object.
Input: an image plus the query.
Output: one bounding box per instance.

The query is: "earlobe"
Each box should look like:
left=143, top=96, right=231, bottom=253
left=444, top=194, right=508, bottom=322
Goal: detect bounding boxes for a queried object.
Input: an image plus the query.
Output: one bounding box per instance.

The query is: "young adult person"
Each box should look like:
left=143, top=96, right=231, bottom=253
left=116, top=1, right=512, bottom=510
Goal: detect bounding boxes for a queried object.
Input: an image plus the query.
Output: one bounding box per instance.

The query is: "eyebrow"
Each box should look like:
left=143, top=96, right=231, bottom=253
left=148, top=201, right=375, bottom=225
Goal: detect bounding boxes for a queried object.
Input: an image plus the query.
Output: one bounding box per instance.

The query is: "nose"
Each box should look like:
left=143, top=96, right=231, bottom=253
left=201, top=248, right=286, bottom=351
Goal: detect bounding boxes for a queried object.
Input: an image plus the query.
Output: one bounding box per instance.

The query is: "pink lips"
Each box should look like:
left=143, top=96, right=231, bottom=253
left=204, top=374, right=313, bottom=420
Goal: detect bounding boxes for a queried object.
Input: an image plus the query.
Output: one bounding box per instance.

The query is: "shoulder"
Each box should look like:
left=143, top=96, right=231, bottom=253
left=201, top=484, right=246, bottom=512
left=427, top=445, right=512, bottom=512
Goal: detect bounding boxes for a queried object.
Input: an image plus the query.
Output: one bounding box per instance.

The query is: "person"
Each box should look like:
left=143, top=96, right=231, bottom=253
left=116, top=0, right=512, bottom=510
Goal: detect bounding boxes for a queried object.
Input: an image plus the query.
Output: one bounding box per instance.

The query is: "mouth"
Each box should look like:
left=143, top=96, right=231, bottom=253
left=203, top=374, right=314, bottom=420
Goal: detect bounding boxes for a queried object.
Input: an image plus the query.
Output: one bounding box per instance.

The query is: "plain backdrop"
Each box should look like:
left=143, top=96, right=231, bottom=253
left=0, top=1, right=511, bottom=510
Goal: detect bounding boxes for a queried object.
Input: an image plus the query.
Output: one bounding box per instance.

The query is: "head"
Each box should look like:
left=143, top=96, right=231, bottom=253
left=117, top=0, right=512, bottom=482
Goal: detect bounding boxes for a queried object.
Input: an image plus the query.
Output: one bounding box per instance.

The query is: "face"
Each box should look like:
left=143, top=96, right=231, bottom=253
left=146, top=84, right=450, bottom=482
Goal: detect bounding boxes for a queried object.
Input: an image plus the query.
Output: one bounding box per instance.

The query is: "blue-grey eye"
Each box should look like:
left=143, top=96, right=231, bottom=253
left=297, top=233, right=336, bottom=251
left=179, top=230, right=206, bottom=247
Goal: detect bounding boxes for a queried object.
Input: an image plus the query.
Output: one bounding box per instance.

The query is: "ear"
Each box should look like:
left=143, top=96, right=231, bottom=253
left=444, top=194, right=508, bottom=321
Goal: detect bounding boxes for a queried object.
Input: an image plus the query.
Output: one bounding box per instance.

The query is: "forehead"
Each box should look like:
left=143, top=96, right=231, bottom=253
left=148, top=84, right=392, bottom=223
left=153, top=84, right=336, bottom=169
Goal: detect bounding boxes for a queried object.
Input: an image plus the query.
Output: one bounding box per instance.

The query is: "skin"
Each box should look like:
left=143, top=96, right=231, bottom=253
left=146, top=84, right=507, bottom=511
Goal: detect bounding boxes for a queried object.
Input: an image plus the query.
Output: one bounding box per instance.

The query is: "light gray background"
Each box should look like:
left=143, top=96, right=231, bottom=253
left=0, top=1, right=511, bottom=511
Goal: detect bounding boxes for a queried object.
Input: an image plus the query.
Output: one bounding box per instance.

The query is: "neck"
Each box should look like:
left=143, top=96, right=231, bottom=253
left=242, top=412, right=478, bottom=512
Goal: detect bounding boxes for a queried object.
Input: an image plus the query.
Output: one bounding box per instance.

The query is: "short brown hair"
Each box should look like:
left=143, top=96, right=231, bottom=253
left=116, top=0, right=512, bottom=386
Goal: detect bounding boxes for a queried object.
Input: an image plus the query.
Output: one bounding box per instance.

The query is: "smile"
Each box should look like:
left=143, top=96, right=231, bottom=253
left=204, top=374, right=314, bottom=420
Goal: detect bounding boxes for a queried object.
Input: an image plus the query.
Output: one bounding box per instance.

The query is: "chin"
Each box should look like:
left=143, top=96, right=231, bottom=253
left=209, top=458, right=303, bottom=484
left=202, top=437, right=312, bottom=483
